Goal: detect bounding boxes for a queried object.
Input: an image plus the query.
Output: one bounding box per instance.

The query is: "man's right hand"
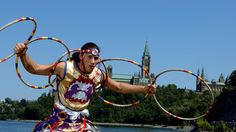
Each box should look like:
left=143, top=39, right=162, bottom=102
left=14, top=43, right=28, bottom=56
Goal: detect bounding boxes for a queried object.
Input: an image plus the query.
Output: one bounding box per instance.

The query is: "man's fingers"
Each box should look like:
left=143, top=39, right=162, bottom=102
left=14, top=43, right=27, bottom=55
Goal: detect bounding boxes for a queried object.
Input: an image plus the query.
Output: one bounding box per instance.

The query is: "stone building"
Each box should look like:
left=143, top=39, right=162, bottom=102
left=196, top=67, right=225, bottom=94
left=107, top=42, right=153, bottom=85
left=107, top=43, right=225, bottom=94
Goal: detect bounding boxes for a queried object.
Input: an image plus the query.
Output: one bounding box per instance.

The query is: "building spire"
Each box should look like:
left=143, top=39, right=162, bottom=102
left=201, top=67, right=205, bottom=80
left=143, top=40, right=150, bottom=56
left=219, top=73, right=225, bottom=83
left=197, top=68, right=200, bottom=76
left=141, top=41, right=151, bottom=78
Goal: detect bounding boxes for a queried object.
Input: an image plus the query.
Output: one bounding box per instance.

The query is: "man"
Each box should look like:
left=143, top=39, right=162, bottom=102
left=14, top=42, right=155, bottom=131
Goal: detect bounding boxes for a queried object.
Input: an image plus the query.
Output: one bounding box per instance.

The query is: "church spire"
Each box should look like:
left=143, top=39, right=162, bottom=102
left=219, top=73, right=225, bottom=83
left=201, top=67, right=205, bottom=80
left=196, top=68, right=200, bottom=83
left=141, top=41, right=151, bottom=78
left=196, top=68, right=201, bottom=92
left=143, top=40, right=150, bottom=56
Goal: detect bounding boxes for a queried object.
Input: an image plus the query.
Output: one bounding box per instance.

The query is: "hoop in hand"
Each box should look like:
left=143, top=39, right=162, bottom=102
left=15, top=37, right=70, bottom=89
left=96, top=58, right=152, bottom=107
left=0, top=17, right=37, bottom=63
left=153, top=69, right=214, bottom=120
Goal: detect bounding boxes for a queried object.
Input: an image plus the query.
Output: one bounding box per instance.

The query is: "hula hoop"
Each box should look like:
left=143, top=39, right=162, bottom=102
left=15, top=36, right=70, bottom=89
left=0, top=17, right=37, bottom=63
left=97, top=58, right=152, bottom=107
left=153, top=69, right=214, bottom=120
left=48, top=48, right=80, bottom=87
left=57, top=48, right=80, bottom=62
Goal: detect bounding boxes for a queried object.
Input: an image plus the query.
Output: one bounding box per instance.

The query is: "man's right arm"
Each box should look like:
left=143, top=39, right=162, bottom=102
left=14, top=43, right=65, bottom=78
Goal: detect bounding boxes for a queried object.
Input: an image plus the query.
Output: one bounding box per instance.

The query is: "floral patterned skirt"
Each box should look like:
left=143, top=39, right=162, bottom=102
left=33, top=106, right=98, bottom=132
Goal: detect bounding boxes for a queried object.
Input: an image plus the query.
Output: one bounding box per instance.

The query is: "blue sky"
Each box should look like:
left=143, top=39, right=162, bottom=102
left=0, top=0, right=235, bottom=100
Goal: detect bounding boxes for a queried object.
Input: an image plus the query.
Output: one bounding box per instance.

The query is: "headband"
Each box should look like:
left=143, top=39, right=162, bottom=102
left=81, top=48, right=99, bottom=56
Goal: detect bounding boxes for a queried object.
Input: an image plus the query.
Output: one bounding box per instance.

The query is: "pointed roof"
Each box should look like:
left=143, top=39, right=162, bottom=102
left=219, top=73, right=225, bottom=83
left=143, top=40, right=150, bottom=56
left=201, top=67, right=205, bottom=79
left=197, top=68, right=200, bottom=76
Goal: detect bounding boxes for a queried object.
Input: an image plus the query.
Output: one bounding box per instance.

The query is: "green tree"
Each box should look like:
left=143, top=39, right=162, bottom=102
left=24, top=101, right=42, bottom=120
left=228, top=70, right=236, bottom=87
left=37, top=93, right=53, bottom=117
left=214, top=121, right=232, bottom=132
left=195, top=118, right=214, bottom=131
left=20, top=99, right=27, bottom=107
left=4, top=97, right=13, bottom=104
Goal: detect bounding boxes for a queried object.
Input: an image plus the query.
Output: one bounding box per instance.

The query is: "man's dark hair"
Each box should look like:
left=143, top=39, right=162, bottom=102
left=71, top=42, right=100, bottom=62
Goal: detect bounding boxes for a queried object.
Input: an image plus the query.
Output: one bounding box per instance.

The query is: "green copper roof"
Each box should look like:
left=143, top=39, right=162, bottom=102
left=112, top=74, right=133, bottom=79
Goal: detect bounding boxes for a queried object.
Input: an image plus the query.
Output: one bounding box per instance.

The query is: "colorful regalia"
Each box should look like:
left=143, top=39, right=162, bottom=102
left=34, top=60, right=103, bottom=132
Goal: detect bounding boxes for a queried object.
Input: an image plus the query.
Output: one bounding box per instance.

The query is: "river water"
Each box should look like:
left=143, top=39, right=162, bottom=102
left=0, top=120, right=191, bottom=132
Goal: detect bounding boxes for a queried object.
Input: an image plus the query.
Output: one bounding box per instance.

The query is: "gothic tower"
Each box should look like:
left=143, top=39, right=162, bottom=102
left=196, top=67, right=205, bottom=92
left=219, top=73, right=225, bottom=83
left=141, top=41, right=151, bottom=78
left=196, top=68, right=201, bottom=92
left=201, top=67, right=205, bottom=80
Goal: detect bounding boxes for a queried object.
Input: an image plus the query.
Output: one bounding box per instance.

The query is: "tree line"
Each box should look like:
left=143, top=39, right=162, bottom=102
left=0, top=84, right=211, bottom=126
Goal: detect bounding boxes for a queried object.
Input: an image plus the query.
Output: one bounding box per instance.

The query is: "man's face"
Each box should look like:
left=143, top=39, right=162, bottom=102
left=80, top=53, right=100, bottom=73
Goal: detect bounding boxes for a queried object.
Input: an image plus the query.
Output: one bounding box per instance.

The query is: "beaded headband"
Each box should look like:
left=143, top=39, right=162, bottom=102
left=81, top=48, right=99, bottom=56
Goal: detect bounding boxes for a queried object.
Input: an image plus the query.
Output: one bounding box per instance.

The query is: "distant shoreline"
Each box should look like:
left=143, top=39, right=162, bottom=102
left=94, top=122, right=195, bottom=131
left=13, top=119, right=195, bottom=131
